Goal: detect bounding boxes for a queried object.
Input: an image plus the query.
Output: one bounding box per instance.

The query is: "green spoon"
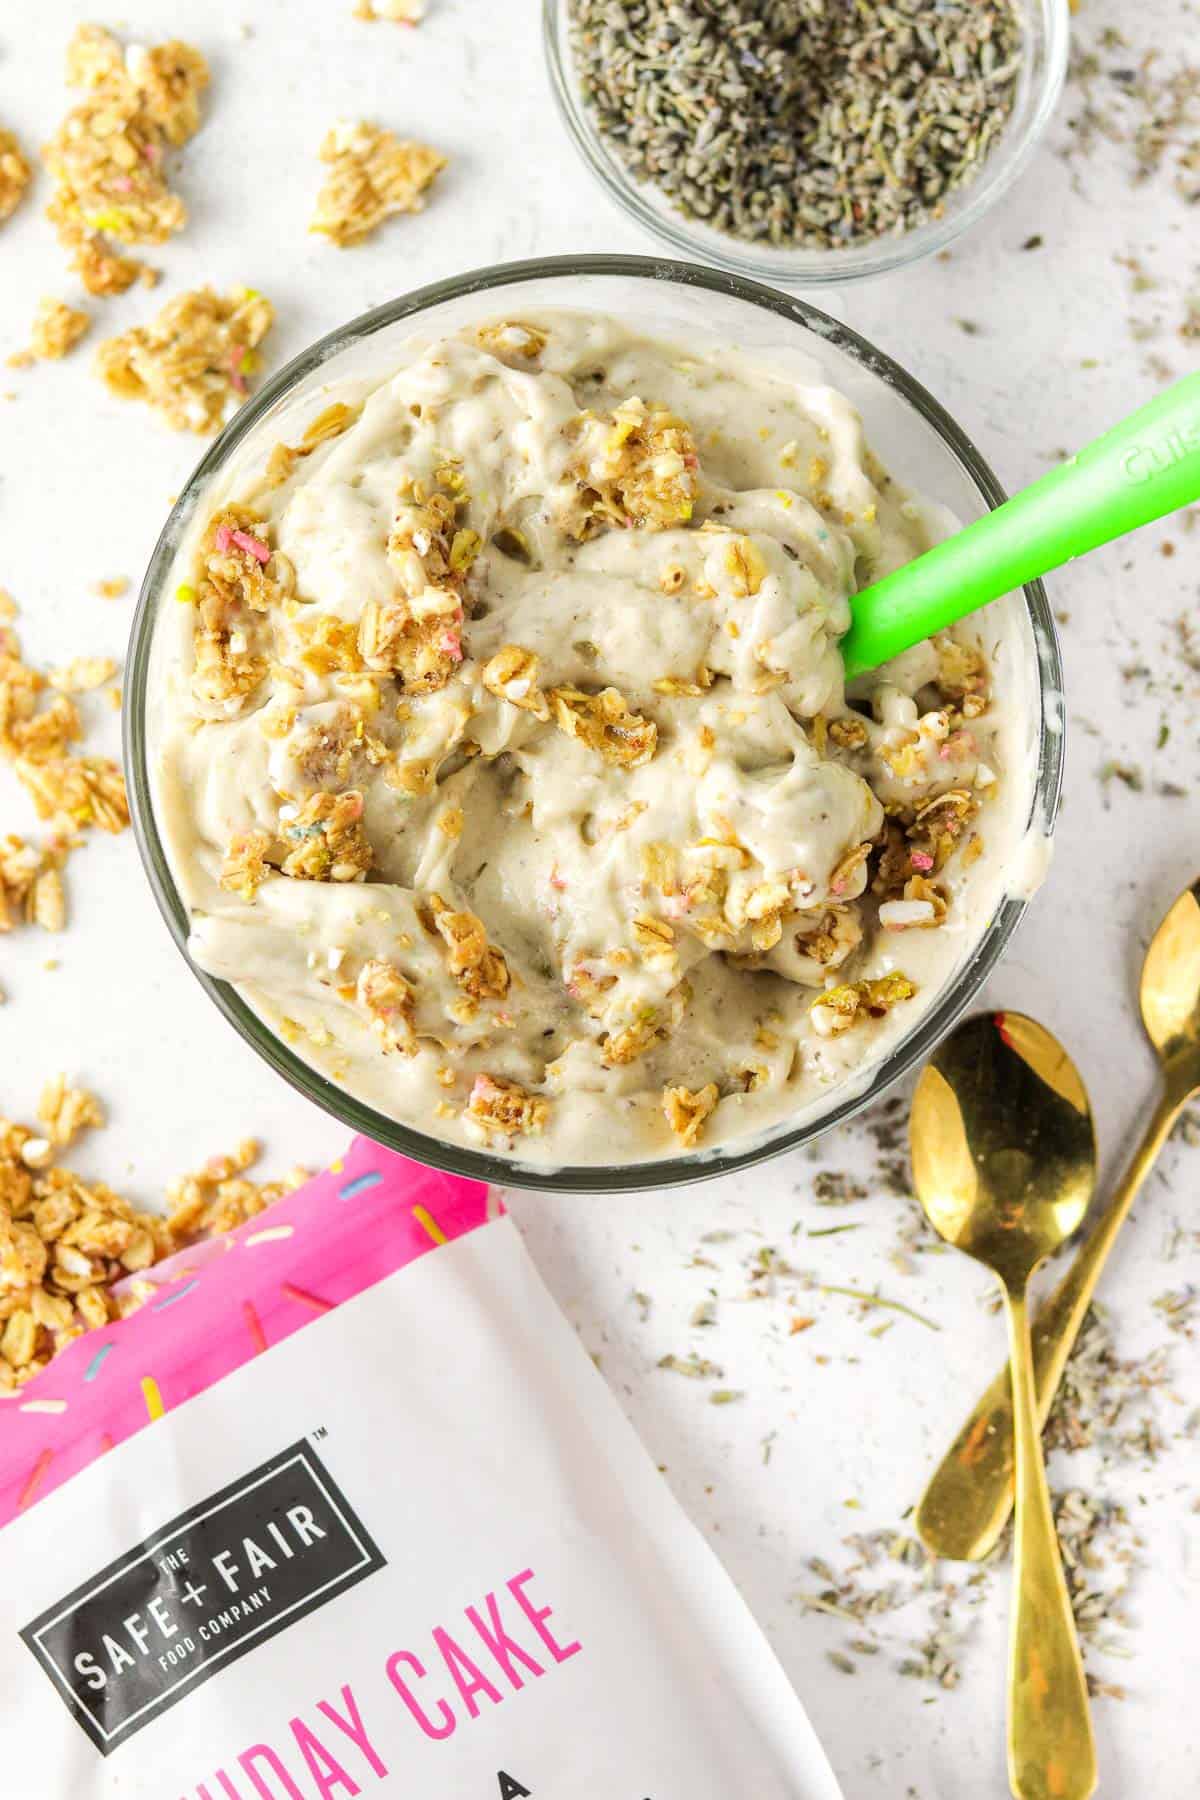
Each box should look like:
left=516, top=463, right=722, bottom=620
left=842, top=371, right=1200, bottom=679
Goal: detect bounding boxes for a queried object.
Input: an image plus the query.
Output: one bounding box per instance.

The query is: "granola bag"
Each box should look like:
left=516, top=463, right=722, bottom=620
left=0, top=1140, right=842, bottom=1798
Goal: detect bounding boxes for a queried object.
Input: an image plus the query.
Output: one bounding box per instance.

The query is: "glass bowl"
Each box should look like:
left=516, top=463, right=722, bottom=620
left=543, top=0, right=1069, bottom=285
left=125, top=255, right=1063, bottom=1193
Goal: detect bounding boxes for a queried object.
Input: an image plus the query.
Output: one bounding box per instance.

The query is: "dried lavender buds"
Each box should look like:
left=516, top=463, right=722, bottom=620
left=566, top=0, right=1025, bottom=252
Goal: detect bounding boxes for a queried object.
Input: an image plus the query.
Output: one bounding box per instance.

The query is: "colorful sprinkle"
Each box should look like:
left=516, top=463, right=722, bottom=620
left=281, top=1282, right=335, bottom=1314
left=152, top=1278, right=201, bottom=1311
left=338, top=1170, right=383, bottom=1200
left=245, top=1225, right=295, bottom=1246
left=84, top=1343, right=115, bottom=1382
left=412, top=1204, right=447, bottom=1246
left=141, top=1376, right=165, bottom=1422
left=19, top=1398, right=67, bottom=1415
left=18, top=1450, right=53, bottom=1512
left=243, top=1299, right=267, bottom=1355
left=230, top=528, right=270, bottom=564
left=329, top=1158, right=345, bottom=1174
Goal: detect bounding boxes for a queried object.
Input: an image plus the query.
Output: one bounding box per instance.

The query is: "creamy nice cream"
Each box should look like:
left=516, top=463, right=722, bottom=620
left=151, top=310, right=1043, bottom=1168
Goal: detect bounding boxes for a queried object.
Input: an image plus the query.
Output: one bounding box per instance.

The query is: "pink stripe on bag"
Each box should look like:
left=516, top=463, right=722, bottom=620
left=0, top=1140, right=492, bottom=1525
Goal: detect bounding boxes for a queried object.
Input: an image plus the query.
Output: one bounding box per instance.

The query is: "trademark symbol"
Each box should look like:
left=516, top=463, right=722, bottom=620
left=311, top=1426, right=328, bottom=1441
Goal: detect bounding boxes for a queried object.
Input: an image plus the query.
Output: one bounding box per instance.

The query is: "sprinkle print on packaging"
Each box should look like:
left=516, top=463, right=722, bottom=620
left=0, top=1141, right=843, bottom=1799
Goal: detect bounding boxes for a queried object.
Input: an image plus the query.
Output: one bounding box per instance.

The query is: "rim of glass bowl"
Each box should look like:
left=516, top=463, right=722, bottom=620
left=543, top=0, right=1070, bottom=286
left=125, top=253, right=1064, bottom=1195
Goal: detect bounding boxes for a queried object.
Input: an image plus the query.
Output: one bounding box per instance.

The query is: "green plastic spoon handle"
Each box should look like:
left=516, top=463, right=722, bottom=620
left=842, top=371, right=1200, bottom=679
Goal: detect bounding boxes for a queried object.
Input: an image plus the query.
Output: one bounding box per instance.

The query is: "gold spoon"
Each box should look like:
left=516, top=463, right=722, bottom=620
left=911, top=1011, right=1097, bottom=1800
left=915, top=878, right=1200, bottom=1563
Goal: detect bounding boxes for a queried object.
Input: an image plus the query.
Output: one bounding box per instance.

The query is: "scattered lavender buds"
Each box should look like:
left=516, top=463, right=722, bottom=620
left=566, top=0, right=1025, bottom=251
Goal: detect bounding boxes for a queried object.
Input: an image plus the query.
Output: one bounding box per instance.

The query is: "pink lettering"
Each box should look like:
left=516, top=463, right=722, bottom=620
left=507, top=1570, right=581, bottom=1665
left=289, top=1719, right=359, bottom=1800
left=385, top=1650, right=455, bottom=1740
left=465, top=1594, right=544, bottom=1691
left=433, top=1625, right=504, bottom=1718
left=238, top=1746, right=305, bottom=1799
left=317, top=1686, right=389, bottom=1779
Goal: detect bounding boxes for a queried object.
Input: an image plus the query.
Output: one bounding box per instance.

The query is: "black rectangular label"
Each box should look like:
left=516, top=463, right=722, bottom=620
left=20, top=1439, right=385, bottom=1756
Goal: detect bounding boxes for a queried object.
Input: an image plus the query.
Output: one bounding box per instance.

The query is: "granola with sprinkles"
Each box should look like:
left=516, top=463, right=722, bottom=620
left=311, top=120, right=447, bottom=247
left=95, top=284, right=274, bottom=432
left=0, top=1090, right=303, bottom=1390
left=42, top=24, right=209, bottom=294
left=152, top=309, right=1038, bottom=1165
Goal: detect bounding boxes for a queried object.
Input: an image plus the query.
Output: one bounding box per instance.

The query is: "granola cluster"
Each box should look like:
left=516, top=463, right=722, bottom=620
left=0, top=834, right=67, bottom=937
left=0, top=1093, right=303, bottom=1390
left=7, top=297, right=91, bottom=369
left=356, top=958, right=417, bottom=1053
left=810, top=972, right=918, bottom=1038
left=186, top=505, right=285, bottom=706
left=96, top=285, right=275, bottom=432
left=0, top=598, right=127, bottom=951
left=548, top=684, right=658, bottom=767
left=428, top=894, right=511, bottom=1003
left=0, top=127, right=32, bottom=224
left=662, top=1081, right=719, bottom=1148
left=220, top=790, right=374, bottom=893
left=466, top=1074, right=548, bottom=1140
left=564, top=398, right=699, bottom=535
left=311, top=120, right=446, bottom=247
left=43, top=25, right=209, bottom=294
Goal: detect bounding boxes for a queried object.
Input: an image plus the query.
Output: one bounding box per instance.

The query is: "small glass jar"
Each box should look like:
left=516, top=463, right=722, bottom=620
left=544, top=0, right=1070, bottom=286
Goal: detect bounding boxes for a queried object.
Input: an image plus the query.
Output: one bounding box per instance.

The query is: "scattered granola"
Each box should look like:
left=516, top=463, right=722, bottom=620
left=95, top=285, right=274, bottom=431
left=0, top=1089, right=304, bottom=1391
left=48, top=655, right=118, bottom=694
left=0, top=128, right=32, bottom=224
left=7, top=298, right=91, bottom=369
left=94, top=576, right=130, bottom=600
left=36, top=1076, right=104, bottom=1150
left=311, top=120, right=446, bottom=247
left=0, top=835, right=69, bottom=939
left=162, top=1137, right=307, bottom=1243
left=0, top=604, right=128, bottom=953
left=43, top=25, right=209, bottom=293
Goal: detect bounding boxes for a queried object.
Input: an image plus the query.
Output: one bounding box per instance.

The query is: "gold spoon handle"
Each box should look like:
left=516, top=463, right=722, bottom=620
left=916, top=1086, right=1188, bottom=1562
left=1003, top=1282, right=1097, bottom=1800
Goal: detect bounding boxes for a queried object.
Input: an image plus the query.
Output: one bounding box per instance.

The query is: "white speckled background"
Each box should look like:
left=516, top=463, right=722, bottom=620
left=0, top=2, right=1197, bottom=1795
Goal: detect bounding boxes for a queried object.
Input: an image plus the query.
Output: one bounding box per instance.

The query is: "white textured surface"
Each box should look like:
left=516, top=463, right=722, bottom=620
left=0, top=3, right=1197, bottom=1796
